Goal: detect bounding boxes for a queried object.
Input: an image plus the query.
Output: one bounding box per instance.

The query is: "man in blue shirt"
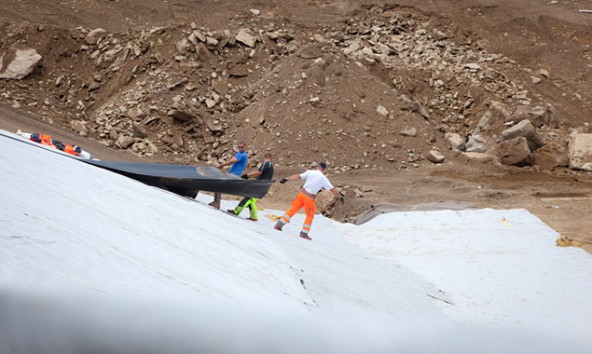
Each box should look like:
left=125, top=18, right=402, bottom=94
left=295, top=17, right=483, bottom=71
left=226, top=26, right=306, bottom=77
left=209, top=141, right=248, bottom=209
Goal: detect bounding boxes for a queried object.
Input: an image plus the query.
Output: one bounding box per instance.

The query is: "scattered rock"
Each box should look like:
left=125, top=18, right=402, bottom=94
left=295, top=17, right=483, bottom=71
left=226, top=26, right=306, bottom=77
left=206, top=120, right=224, bottom=134
left=496, top=137, right=531, bottom=166
left=498, top=119, right=545, bottom=151
left=531, top=140, right=568, bottom=170
left=69, top=120, right=88, bottom=136
left=0, top=6, right=587, bottom=179
left=168, top=109, right=194, bottom=123
left=299, top=45, right=323, bottom=59
left=132, top=125, right=148, bottom=139
left=236, top=29, right=257, bottom=47
left=426, top=150, right=445, bottom=163
left=229, top=65, right=248, bottom=77
left=376, top=105, right=389, bottom=117
left=568, top=133, right=592, bottom=171
left=115, top=135, right=135, bottom=149
left=466, top=134, right=488, bottom=153
left=84, top=28, right=108, bottom=45
left=0, top=48, right=42, bottom=80
left=463, top=63, right=481, bottom=71
left=445, top=132, right=465, bottom=151
left=400, top=127, right=417, bottom=137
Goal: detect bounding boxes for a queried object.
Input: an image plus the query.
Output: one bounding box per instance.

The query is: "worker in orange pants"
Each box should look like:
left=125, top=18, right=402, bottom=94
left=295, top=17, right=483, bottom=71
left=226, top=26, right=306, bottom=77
left=274, top=162, right=344, bottom=240
left=278, top=190, right=317, bottom=237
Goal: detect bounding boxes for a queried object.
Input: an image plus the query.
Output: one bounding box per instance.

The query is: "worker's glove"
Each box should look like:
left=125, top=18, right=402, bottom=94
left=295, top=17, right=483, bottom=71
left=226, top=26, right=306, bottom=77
left=241, top=173, right=248, bottom=179
left=337, top=191, right=345, bottom=205
left=280, top=178, right=288, bottom=184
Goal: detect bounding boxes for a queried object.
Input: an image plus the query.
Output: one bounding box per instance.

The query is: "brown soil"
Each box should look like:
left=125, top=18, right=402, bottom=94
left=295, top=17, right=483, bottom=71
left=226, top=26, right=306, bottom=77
left=1, top=0, right=592, bottom=253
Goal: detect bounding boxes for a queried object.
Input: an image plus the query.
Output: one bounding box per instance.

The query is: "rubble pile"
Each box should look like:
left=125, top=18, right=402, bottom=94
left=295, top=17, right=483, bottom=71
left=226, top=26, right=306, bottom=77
left=1, top=5, right=591, bottom=172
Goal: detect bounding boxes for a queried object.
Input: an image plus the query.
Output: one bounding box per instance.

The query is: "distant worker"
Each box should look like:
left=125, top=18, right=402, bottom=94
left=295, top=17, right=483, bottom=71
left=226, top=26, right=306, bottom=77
left=30, top=133, right=81, bottom=156
left=53, top=140, right=82, bottom=156
left=227, top=152, right=274, bottom=221
left=209, top=141, right=249, bottom=209
left=63, top=144, right=82, bottom=156
left=29, top=133, right=55, bottom=148
left=274, top=162, right=344, bottom=240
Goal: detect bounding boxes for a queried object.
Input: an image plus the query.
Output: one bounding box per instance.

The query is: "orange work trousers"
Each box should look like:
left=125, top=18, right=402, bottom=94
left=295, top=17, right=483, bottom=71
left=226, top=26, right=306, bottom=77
left=280, top=192, right=316, bottom=235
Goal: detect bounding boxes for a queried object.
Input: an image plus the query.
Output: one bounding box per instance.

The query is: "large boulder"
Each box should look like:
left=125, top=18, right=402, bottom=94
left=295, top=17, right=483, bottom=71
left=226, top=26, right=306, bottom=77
left=426, top=150, right=445, bottom=164
left=472, top=111, right=493, bottom=135
left=498, top=119, right=545, bottom=151
left=511, top=105, right=556, bottom=128
left=445, top=132, right=465, bottom=152
left=531, top=140, right=569, bottom=171
left=115, top=135, right=135, bottom=149
left=466, top=134, right=488, bottom=153
left=69, top=120, right=89, bottom=137
left=0, top=48, right=42, bottom=80
left=568, top=133, right=592, bottom=171
left=496, top=137, right=531, bottom=166
left=316, top=190, right=335, bottom=212
left=84, top=28, right=108, bottom=45
left=236, top=29, right=257, bottom=47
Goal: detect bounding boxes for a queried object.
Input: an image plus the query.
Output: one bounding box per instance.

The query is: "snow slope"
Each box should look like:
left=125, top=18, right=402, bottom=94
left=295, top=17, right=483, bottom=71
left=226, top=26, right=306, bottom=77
left=1, top=133, right=591, bottom=354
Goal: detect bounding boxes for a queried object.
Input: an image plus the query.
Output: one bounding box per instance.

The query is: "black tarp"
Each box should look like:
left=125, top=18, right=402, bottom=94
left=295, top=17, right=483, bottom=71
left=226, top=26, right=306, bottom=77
left=1, top=130, right=273, bottom=199
left=82, top=160, right=274, bottom=199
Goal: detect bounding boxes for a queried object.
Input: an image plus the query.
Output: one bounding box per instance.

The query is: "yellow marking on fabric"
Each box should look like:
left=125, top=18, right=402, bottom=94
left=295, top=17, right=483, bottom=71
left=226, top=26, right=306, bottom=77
left=265, top=214, right=281, bottom=222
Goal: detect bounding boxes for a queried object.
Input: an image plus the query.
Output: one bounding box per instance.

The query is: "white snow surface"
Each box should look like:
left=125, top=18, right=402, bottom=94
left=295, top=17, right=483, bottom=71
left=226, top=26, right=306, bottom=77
left=1, top=131, right=591, bottom=354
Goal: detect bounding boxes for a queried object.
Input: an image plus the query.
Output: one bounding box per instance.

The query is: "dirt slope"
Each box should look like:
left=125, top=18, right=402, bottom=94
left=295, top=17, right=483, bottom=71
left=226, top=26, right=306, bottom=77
left=1, top=0, right=591, bottom=252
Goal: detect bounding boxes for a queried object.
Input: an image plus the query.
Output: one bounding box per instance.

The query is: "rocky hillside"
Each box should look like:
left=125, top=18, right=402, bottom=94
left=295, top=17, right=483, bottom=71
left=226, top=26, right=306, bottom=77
left=1, top=2, right=592, bottom=173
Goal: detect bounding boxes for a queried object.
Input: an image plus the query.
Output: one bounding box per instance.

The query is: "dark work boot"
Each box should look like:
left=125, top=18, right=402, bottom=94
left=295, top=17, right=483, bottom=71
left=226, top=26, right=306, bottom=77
left=299, top=232, right=312, bottom=240
left=274, top=220, right=284, bottom=231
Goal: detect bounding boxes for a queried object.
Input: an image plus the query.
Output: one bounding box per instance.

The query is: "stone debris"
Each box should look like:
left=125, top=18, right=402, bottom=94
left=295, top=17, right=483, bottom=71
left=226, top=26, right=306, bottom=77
left=445, top=132, right=465, bottom=152
left=236, top=29, right=257, bottom=47
left=0, top=5, right=586, bottom=174
left=497, top=137, right=531, bottom=166
left=426, top=150, right=445, bottom=164
left=0, top=48, right=42, bottom=80
left=498, top=119, right=545, bottom=151
left=568, top=133, right=592, bottom=171
left=84, top=28, right=108, bottom=45
left=376, top=105, right=389, bottom=117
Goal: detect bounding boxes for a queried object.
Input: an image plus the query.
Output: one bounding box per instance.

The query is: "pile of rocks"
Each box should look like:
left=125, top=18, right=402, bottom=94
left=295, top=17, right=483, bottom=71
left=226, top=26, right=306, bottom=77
left=1, top=5, right=591, bottom=172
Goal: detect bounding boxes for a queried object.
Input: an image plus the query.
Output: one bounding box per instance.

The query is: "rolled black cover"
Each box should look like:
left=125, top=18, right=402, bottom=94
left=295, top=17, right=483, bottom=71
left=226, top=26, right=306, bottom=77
left=82, top=160, right=273, bottom=199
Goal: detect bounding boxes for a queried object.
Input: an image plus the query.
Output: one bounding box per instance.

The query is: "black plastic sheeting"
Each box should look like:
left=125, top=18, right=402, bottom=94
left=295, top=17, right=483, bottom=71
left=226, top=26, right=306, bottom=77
left=0, top=130, right=273, bottom=199
left=82, top=160, right=274, bottom=199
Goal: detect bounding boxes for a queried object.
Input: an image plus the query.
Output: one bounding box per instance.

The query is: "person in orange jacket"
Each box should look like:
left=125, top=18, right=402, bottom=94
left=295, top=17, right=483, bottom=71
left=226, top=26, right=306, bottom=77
left=30, top=133, right=82, bottom=156
left=62, top=144, right=82, bottom=156
left=53, top=140, right=82, bottom=156
left=30, top=133, right=55, bottom=148
left=274, top=162, right=344, bottom=240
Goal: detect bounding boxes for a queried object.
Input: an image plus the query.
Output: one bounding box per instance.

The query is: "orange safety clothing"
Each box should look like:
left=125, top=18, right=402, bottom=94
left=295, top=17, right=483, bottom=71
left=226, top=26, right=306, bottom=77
left=63, top=144, right=81, bottom=156
left=32, top=133, right=55, bottom=148
left=279, top=191, right=316, bottom=236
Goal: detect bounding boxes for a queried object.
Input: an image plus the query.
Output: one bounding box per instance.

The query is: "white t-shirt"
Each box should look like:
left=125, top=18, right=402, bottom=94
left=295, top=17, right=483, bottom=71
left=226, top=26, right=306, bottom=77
left=300, top=170, right=334, bottom=195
